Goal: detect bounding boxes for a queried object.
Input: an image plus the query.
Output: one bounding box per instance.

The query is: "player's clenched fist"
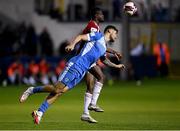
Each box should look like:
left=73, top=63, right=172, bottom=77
left=116, top=64, right=125, bottom=69
left=65, top=44, right=75, bottom=52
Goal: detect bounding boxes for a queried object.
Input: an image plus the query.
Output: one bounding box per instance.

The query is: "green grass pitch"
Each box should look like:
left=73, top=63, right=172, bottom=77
left=0, top=78, right=180, bottom=130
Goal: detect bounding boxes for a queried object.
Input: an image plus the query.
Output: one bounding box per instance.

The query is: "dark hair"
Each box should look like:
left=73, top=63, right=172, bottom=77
left=104, top=25, right=118, bottom=33
left=91, top=7, right=102, bottom=19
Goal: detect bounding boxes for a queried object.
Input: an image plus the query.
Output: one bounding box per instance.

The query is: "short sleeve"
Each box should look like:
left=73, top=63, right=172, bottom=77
left=87, top=32, right=102, bottom=41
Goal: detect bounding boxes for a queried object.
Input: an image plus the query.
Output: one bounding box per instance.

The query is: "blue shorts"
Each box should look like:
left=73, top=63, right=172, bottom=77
left=58, top=62, right=85, bottom=89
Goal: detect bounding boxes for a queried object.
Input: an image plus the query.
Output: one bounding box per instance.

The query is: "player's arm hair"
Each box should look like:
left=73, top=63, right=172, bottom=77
left=66, top=34, right=89, bottom=52
left=70, top=34, right=89, bottom=47
left=106, top=48, right=122, bottom=61
left=101, top=56, right=125, bottom=69
left=106, top=48, right=117, bottom=54
left=100, top=56, right=119, bottom=68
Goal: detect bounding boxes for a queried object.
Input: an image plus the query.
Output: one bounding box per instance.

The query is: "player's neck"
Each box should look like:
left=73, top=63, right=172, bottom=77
left=92, top=19, right=99, bottom=25
left=104, top=34, right=110, bottom=42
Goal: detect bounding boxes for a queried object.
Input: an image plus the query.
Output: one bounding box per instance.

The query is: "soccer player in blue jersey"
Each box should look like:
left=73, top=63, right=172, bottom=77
left=19, top=25, right=125, bottom=124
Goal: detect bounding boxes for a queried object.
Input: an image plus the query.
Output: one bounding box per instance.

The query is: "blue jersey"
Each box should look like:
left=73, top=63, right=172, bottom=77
left=69, top=32, right=106, bottom=74
left=58, top=32, right=106, bottom=89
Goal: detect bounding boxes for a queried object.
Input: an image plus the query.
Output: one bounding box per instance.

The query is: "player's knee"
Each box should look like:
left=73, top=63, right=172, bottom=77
left=54, top=82, right=65, bottom=94
left=97, top=74, right=104, bottom=84
left=56, top=91, right=62, bottom=97
left=49, top=85, right=55, bottom=90
left=56, top=87, right=67, bottom=94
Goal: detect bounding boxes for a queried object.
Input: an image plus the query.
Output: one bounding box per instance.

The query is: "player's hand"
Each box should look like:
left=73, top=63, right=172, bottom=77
left=65, top=44, right=75, bottom=52
left=114, top=53, right=122, bottom=61
left=116, top=64, right=125, bottom=69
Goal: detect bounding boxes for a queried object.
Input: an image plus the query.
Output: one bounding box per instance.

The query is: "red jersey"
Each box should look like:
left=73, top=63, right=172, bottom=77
left=83, top=20, right=105, bottom=67
left=83, top=20, right=100, bottom=34
left=76, top=20, right=100, bottom=54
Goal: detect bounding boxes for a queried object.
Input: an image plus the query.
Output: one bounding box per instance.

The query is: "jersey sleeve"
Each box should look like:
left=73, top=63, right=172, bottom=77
left=87, top=32, right=102, bottom=41
left=83, top=21, right=99, bottom=34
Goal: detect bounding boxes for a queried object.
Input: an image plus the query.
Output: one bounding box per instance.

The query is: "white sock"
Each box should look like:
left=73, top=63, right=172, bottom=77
left=91, top=81, right=103, bottom=106
left=37, top=111, right=43, bottom=117
left=83, top=92, right=92, bottom=115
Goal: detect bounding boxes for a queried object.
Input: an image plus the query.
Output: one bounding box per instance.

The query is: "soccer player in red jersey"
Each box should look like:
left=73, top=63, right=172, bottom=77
left=77, top=8, right=122, bottom=123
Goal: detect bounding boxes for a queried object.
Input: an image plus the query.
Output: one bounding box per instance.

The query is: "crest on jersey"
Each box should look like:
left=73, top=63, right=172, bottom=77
left=91, top=28, right=98, bottom=33
left=64, top=78, right=69, bottom=82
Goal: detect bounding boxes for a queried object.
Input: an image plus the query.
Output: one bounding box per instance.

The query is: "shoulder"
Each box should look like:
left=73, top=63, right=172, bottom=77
left=87, top=20, right=96, bottom=26
left=87, top=20, right=99, bottom=29
left=83, top=20, right=100, bottom=34
left=87, top=32, right=103, bottom=41
left=90, top=32, right=103, bottom=37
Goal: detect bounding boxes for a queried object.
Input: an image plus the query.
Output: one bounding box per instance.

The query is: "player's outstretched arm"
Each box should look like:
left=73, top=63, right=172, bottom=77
left=101, top=56, right=125, bottom=69
left=106, top=48, right=122, bottom=61
left=65, top=34, right=89, bottom=52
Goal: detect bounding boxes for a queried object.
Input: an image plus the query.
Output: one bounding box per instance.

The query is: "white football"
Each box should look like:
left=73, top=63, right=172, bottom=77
left=123, top=2, right=137, bottom=16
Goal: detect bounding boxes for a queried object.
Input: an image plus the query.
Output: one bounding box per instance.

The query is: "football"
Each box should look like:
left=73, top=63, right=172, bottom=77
left=123, top=1, right=137, bottom=16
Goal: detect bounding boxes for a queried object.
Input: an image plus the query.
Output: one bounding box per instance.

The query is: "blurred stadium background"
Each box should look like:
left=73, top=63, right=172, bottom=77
left=0, top=0, right=180, bottom=130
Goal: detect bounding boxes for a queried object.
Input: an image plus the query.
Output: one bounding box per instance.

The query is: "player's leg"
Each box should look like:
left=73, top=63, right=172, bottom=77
left=46, top=82, right=68, bottom=104
left=88, top=65, right=104, bottom=112
left=83, top=72, right=94, bottom=115
left=19, top=84, right=56, bottom=103
left=32, top=81, right=69, bottom=124
left=32, top=63, right=87, bottom=124
left=81, top=72, right=98, bottom=123
left=20, top=62, right=74, bottom=103
left=81, top=65, right=104, bottom=122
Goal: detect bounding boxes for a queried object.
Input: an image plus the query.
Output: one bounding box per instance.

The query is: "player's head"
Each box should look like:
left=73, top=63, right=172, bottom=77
left=104, top=25, right=118, bottom=42
left=91, top=7, right=104, bottom=22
